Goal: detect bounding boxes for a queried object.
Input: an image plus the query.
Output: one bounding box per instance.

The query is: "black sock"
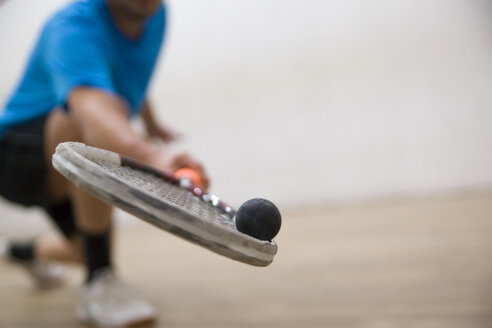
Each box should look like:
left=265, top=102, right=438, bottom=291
left=81, top=230, right=111, bottom=283
left=48, top=201, right=78, bottom=239
left=8, top=241, right=35, bottom=262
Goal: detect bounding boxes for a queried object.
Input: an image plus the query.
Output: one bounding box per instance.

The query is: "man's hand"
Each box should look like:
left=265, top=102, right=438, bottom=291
left=149, top=150, right=210, bottom=190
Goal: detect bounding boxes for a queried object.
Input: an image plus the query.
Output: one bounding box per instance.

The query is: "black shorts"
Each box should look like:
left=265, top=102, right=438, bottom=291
left=0, top=116, right=77, bottom=238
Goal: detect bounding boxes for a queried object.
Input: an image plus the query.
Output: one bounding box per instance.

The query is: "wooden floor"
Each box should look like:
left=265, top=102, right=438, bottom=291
left=1, top=192, right=492, bottom=327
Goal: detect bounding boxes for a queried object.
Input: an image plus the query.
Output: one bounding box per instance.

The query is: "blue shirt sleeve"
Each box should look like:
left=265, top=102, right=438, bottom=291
left=43, top=23, right=117, bottom=108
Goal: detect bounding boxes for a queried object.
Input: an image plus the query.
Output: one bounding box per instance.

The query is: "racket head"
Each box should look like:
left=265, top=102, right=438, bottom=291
left=52, top=142, right=277, bottom=266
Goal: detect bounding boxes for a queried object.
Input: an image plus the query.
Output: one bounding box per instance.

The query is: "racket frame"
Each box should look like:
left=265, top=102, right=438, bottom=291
left=52, top=142, right=277, bottom=266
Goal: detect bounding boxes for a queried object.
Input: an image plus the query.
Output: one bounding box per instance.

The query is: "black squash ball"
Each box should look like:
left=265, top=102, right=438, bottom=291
left=235, top=198, right=281, bottom=241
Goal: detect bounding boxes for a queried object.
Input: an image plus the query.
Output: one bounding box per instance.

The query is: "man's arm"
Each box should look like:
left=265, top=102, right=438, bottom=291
left=69, top=88, right=157, bottom=163
left=68, top=88, right=208, bottom=189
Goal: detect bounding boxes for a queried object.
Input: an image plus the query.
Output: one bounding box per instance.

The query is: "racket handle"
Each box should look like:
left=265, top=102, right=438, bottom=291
left=121, top=156, right=179, bottom=184
left=121, top=156, right=204, bottom=196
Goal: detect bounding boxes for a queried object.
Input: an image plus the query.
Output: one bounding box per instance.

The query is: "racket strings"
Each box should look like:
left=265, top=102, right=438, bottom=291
left=87, top=156, right=235, bottom=229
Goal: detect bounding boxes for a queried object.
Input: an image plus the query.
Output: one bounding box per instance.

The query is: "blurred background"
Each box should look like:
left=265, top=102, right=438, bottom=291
left=0, top=0, right=492, bottom=327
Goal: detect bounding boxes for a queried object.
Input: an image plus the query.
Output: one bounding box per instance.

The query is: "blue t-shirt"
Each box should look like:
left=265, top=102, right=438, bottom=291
left=0, top=0, right=166, bottom=137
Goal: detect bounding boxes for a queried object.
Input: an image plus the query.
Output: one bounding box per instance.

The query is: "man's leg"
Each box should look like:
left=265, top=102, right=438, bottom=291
left=8, top=109, right=113, bottom=278
left=43, top=109, right=114, bottom=281
left=69, top=186, right=113, bottom=281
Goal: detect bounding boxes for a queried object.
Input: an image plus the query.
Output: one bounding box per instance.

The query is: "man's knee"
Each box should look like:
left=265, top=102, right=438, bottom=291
left=44, top=109, right=82, bottom=202
left=45, top=109, right=82, bottom=157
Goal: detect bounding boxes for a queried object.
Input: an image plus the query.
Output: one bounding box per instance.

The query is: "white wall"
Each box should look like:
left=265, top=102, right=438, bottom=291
left=1, top=0, right=491, bottom=210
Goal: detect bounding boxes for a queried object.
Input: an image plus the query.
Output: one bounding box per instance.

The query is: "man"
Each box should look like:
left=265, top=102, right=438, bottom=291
left=0, top=0, right=208, bottom=326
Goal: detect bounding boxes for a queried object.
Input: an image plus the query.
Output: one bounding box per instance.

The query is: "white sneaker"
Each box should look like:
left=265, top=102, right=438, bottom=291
left=76, top=269, right=156, bottom=327
left=0, top=237, right=65, bottom=289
